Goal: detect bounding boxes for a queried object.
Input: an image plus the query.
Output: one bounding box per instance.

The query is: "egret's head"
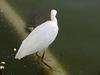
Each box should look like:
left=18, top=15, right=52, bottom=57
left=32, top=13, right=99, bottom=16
left=51, top=9, right=57, bottom=17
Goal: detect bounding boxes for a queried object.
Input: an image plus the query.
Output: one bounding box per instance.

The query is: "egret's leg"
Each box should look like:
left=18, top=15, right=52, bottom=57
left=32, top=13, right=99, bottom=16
left=41, top=51, right=54, bottom=70
left=36, top=52, right=39, bottom=57
left=41, top=50, right=45, bottom=60
left=36, top=51, right=53, bottom=70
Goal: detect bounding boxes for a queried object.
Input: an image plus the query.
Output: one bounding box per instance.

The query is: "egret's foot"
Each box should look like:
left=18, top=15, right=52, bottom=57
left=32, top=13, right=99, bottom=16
left=36, top=51, right=54, bottom=70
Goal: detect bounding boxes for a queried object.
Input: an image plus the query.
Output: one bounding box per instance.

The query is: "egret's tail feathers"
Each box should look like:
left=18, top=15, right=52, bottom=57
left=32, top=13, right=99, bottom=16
left=15, top=49, right=24, bottom=60
left=15, top=55, right=20, bottom=60
left=15, top=53, right=22, bottom=60
left=15, top=48, right=30, bottom=60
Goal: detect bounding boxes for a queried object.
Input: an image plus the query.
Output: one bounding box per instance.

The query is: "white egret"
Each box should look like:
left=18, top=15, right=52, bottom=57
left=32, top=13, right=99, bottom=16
left=15, top=9, right=59, bottom=60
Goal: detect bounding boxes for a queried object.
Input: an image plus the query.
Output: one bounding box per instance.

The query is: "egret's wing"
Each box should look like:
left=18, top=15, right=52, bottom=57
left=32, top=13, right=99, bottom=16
left=15, top=21, right=55, bottom=59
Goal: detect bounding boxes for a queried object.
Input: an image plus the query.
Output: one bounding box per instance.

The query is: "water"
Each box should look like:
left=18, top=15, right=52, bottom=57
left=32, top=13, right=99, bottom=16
left=0, top=0, right=100, bottom=75
left=0, top=12, right=39, bottom=75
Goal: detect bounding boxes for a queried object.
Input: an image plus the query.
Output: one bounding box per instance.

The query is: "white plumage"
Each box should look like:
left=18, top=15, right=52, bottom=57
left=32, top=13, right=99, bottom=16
left=15, top=9, right=59, bottom=59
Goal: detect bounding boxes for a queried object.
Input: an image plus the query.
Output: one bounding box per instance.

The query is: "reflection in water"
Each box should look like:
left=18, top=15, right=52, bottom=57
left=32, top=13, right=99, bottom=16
left=0, top=66, right=5, bottom=70
left=0, top=10, right=39, bottom=75
left=13, top=48, right=17, bottom=52
left=1, top=61, right=6, bottom=65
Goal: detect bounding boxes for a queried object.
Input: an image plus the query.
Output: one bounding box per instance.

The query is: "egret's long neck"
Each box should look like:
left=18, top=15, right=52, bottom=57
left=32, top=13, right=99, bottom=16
left=51, top=14, right=57, bottom=23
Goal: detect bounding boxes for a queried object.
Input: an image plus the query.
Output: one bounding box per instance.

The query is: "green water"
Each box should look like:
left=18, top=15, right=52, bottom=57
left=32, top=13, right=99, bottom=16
left=0, top=0, right=100, bottom=75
